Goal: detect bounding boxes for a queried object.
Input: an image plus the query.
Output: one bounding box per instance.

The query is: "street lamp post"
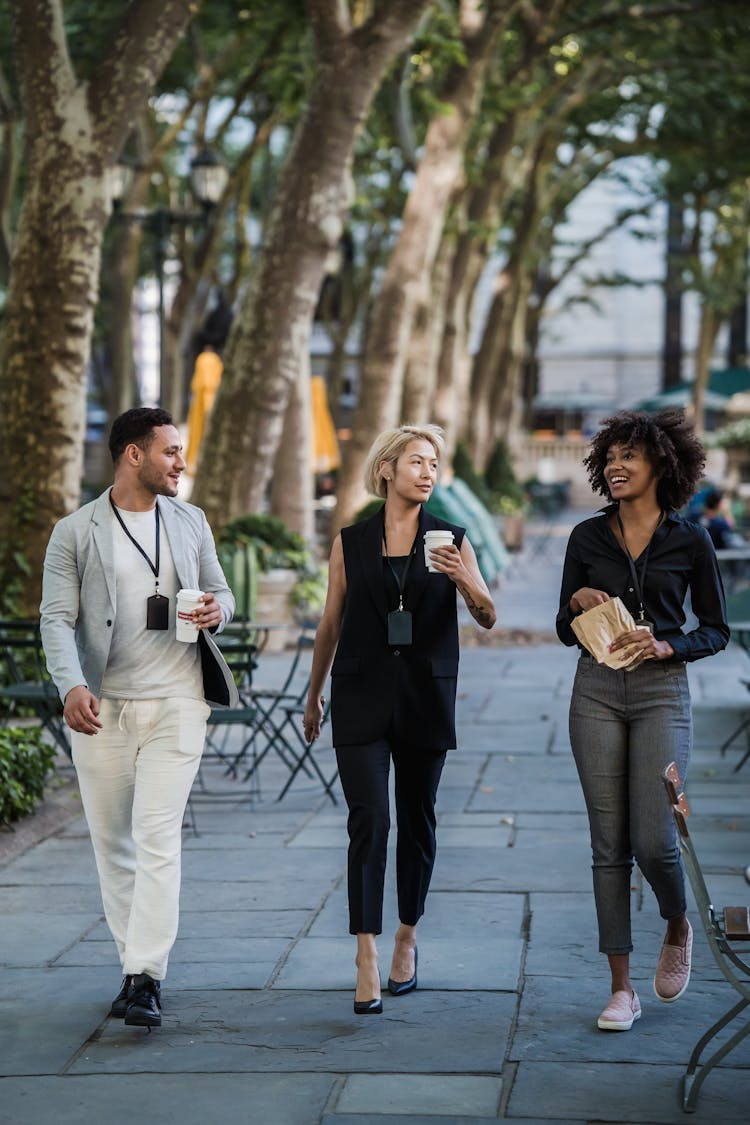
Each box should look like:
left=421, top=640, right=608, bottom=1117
left=109, top=149, right=229, bottom=408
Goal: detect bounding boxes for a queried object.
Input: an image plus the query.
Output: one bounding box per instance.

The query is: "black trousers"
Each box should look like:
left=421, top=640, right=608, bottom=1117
left=335, top=737, right=446, bottom=935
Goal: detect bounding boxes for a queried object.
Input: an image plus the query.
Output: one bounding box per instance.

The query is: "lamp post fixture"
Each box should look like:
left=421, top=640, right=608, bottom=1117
left=109, top=149, right=229, bottom=407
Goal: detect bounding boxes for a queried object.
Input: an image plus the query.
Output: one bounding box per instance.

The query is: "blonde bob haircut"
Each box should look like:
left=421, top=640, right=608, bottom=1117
left=363, top=424, right=445, bottom=499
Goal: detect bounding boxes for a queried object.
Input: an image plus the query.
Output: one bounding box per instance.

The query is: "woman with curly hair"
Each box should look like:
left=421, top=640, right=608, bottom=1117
left=557, top=410, right=728, bottom=1032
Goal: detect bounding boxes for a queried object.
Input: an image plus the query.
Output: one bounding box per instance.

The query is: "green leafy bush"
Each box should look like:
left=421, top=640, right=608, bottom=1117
left=354, top=499, right=385, bottom=523
left=218, top=513, right=327, bottom=620
left=0, top=727, right=57, bottom=826
left=484, top=440, right=526, bottom=511
left=707, top=419, right=750, bottom=449
left=218, top=513, right=309, bottom=572
left=453, top=442, right=493, bottom=507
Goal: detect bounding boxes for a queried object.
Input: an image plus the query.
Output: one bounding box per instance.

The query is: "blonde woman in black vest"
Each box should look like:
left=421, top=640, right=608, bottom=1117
left=304, top=425, right=496, bottom=1014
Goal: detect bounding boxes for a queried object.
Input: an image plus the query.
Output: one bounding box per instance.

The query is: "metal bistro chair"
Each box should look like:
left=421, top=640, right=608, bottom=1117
left=0, top=618, right=70, bottom=756
left=717, top=588, right=750, bottom=772
left=199, top=624, right=263, bottom=784
left=235, top=620, right=323, bottom=792
left=662, top=762, right=750, bottom=1113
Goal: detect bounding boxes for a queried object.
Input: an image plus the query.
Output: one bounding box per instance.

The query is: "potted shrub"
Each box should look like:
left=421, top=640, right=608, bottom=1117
left=218, top=515, right=325, bottom=650
left=496, top=494, right=526, bottom=551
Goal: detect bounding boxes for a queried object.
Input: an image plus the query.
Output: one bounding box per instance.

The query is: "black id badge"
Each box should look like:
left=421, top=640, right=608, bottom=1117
left=637, top=619, right=654, bottom=633
left=387, top=609, right=412, bottom=646
left=146, top=593, right=169, bottom=630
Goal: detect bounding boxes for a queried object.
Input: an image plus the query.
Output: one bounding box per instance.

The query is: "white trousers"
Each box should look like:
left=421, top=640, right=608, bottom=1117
left=71, top=696, right=209, bottom=980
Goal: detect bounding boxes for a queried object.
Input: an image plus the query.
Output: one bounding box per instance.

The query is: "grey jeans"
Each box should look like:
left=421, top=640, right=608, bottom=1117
left=569, top=653, right=692, bottom=955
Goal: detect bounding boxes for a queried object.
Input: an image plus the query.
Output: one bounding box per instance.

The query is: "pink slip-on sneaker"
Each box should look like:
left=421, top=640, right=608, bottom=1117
left=597, top=989, right=641, bottom=1031
left=654, top=919, right=693, bottom=1003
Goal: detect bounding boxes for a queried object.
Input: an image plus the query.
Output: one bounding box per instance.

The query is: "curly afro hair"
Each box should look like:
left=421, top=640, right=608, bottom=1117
left=584, top=409, right=706, bottom=511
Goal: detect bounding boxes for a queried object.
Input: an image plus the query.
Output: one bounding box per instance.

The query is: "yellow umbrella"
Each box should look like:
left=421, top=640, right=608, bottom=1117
left=311, top=375, right=341, bottom=472
left=185, top=348, right=223, bottom=473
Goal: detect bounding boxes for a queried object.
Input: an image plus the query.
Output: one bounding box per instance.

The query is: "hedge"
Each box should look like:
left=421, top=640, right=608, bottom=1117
left=0, top=727, right=57, bottom=827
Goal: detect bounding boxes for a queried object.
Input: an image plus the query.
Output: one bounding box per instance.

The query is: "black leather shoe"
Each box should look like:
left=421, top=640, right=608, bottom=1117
left=353, top=997, right=383, bottom=1015
left=124, top=973, right=162, bottom=1028
left=388, top=946, right=418, bottom=996
left=110, top=976, right=132, bottom=1018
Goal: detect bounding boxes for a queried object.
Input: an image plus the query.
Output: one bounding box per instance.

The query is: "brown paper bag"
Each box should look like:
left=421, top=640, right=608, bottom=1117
left=571, top=596, right=645, bottom=669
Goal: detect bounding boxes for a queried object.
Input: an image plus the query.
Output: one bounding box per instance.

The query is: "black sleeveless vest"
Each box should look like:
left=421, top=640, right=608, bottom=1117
left=330, top=507, right=464, bottom=750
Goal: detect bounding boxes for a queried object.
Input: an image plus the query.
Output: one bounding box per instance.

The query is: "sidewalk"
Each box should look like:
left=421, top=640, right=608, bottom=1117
left=1, top=510, right=749, bottom=1124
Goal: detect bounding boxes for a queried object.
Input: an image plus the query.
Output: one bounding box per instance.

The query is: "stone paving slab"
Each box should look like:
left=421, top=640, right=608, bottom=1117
left=0, top=913, right=100, bottom=966
left=0, top=1074, right=336, bottom=1125
left=68, top=990, right=515, bottom=1076
left=182, top=831, right=290, bottom=850
left=179, top=876, right=342, bottom=912
left=432, top=786, right=473, bottom=812
left=57, top=935, right=288, bottom=970
left=507, top=1060, right=750, bottom=1123
left=512, top=974, right=748, bottom=1066
left=0, top=882, right=105, bottom=912
left=0, top=966, right=114, bottom=1075
left=0, top=838, right=98, bottom=883
left=429, top=834, right=591, bottom=894
left=527, top=880, right=749, bottom=985
left=84, top=909, right=311, bottom=942
left=180, top=844, right=344, bottom=882
left=290, top=823, right=513, bottom=850
left=335, top=1074, right=502, bottom=1117
left=323, top=1119, right=582, bottom=1125
left=274, top=935, right=524, bottom=991
left=321, top=1117, right=515, bottom=1125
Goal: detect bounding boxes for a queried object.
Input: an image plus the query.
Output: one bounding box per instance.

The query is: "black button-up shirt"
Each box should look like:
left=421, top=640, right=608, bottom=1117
left=556, top=509, right=729, bottom=662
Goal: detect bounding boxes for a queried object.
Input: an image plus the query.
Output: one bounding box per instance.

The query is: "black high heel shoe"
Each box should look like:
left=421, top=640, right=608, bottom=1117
left=388, top=945, right=418, bottom=996
left=354, top=959, right=382, bottom=1014
left=353, top=996, right=383, bottom=1015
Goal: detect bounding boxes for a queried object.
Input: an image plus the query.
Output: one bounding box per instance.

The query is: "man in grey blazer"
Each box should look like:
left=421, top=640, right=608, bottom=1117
left=41, top=407, right=237, bottom=1029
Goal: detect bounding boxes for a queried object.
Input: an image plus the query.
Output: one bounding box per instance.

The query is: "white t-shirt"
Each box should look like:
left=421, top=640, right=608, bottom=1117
left=100, top=505, right=204, bottom=701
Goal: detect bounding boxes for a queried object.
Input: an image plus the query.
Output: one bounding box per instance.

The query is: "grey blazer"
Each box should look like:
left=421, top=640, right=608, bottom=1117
left=40, top=488, right=239, bottom=708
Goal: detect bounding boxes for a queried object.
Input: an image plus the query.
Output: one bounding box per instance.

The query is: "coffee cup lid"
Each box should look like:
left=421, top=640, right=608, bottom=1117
left=177, top=589, right=203, bottom=599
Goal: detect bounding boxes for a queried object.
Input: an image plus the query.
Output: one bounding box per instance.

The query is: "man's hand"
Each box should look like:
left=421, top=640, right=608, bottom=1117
left=193, top=592, right=222, bottom=631
left=64, top=685, right=103, bottom=735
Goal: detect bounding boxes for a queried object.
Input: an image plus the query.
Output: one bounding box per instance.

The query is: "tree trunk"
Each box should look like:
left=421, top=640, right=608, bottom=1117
left=663, top=197, right=684, bottom=389
left=488, top=267, right=533, bottom=453
left=0, top=0, right=197, bottom=613
left=692, top=303, right=719, bottom=436
left=192, top=0, right=432, bottom=536
left=401, top=230, right=456, bottom=423
left=270, top=371, right=314, bottom=540
left=333, top=0, right=513, bottom=533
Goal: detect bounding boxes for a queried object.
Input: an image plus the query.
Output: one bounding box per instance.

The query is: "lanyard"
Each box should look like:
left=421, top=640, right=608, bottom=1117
left=382, top=520, right=418, bottom=612
left=616, top=511, right=663, bottom=624
left=109, top=494, right=161, bottom=591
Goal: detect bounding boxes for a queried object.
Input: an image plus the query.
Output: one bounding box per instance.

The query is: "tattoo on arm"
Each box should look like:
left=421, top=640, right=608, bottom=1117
left=457, top=583, right=494, bottom=627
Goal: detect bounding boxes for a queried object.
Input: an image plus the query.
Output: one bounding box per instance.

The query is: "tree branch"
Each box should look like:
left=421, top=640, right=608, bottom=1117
left=309, top=0, right=351, bottom=51
left=88, top=0, right=197, bottom=158
left=9, top=0, right=75, bottom=145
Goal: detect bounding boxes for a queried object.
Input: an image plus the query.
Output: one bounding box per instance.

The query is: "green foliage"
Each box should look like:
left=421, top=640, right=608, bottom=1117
left=707, top=420, right=750, bottom=451
left=354, top=500, right=385, bottom=523
left=218, top=513, right=309, bottom=572
left=218, top=512, right=326, bottom=619
left=484, top=440, right=526, bottom=509
left=0, top=727, right=56, bottom=826
left=452, top=442, right=493, bottom=507
left=290, top=565, right=328, bottom=617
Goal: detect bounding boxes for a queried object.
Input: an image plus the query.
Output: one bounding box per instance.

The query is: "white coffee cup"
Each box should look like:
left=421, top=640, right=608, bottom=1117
left=424, top=530, right=454, bottom=572
left=176, top=589, right=204, bottom=642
